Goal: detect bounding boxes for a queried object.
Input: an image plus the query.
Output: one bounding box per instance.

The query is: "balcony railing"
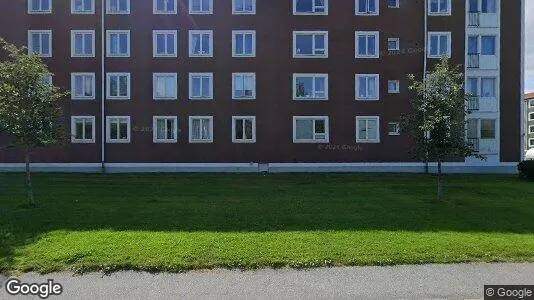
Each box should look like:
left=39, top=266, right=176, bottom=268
left=467, top=96, right=479, bottom=111
left=467, top=53, right=480, bottom=69
left=468, top=12, right=480, bottom=27
left=468, top=138, right=480, bottom=152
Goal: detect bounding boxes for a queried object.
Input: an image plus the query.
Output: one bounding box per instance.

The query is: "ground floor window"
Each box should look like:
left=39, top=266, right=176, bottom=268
left=153, top=116, right=178, bottom=143
left=293, top=116, right=329, bottom=143
left=106, top=116, right=131, bottom=143
left=356, top=116, right=380, bottom=143
left=71, top=116, right=95, bottom=143
left=232, top=116, right=256, bottom=143
left=189, top=116, right=213, bottom=143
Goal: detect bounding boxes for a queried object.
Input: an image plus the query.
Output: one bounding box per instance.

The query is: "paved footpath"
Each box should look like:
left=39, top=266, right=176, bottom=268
left=1, top=263, right=533, bottom=299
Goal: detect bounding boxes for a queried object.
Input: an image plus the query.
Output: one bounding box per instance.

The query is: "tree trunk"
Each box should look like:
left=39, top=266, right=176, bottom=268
left=437, top=159, right=443, bottom=201
left=24, top=148, right=34, bottom=206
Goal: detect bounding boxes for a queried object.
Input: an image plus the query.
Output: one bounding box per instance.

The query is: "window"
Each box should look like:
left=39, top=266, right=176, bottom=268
left=189, top=73, right=213, bottom=100
left=356, top=116, right=380, bottom=143
left=428, top=32, right=451, bottom=58
left=387, top=0, right=399, bottom=8
left=71, top=30, right=95, bottom=57
left=293, top=0, right=327, bottom=15
left=71, top=73, right=95, bottom=100
left=42, top=74, right=53, bottom=86
left=481, top=0, right=496, bottom=13
left=71, top=0, right=94, bottom=13
left=28, top=30, right=52, bottom=57
left=530, top=139, right=534, bottom=148
left=529, top=99, right=534, bottom=108
left=106, top=30, right=130, bottom=57
left=388, top=122, right=400, bottom=136
left=293, top=74, right=328, bottom=100
left=232, top=30, right=256, bottom=57
left=107, top=0, right=130, bottom=14
left=232, top=73, right=256, bottom=100
left=28, top=0, right=52, bottom=13
left=388, top=38, right=400, bottom=51
left=71, top=116, right=95, bottom=143
left=293, top=116, right=329, bottom=143
left=530, top=113, right=534, bottom=121
left=189, top=116, right=213, bottom=143
left=428, top=0, right=450, bottom=15
left=153, top=73, right=178, bottom=100
left=388, top=80, right=400, bottom=93
left=153, top=116, right=178, bottom=143
left=107, top=73, right=131, bottom=100
left=232, top=116, right=256, bottom=143
left=233, top=0, right=255, bottom=14
left=355, top=31, right=379, bottom=58
left=153, top=30, right=177, bottom=57
left=355, top=0, right=378, bottom=15
left=293, top=31, right=328, bottom=58
left=189, top=0, right=212, bottom=14
left=106, top=116, right=131, bottom=143
left=480, top=78, right=496, bottom=97
left=356, top=74, right=379, bottom=100
left=529, top=125, right=534, bottom=134
left=480, top=119, right=495, bottom=139
left=153, top=0, right=177, bottom=14
left=189, top=30, right=213, bottom=57
left=481, top=36, right=496, bottom=55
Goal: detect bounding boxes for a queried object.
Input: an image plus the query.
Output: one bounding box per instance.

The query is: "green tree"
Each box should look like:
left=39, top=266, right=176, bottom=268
left=0, top=38, right=67, bottom=206
left=402, top=57, right=484, bottom=201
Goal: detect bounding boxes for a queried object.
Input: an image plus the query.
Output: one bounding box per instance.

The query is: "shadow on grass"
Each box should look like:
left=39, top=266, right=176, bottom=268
left=0, top=172, right=533, bottom=272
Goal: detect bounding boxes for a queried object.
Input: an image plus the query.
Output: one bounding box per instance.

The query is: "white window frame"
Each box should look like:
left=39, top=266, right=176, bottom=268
left=387, top=38, right=400, bottom=51
left=355, top=74, right=380, bottom=101
left=71, top=116, right=95, bottom=143
left=428, top=0, right=451, bottom=16
left=355, top=31, right=379, bottom=58
left=28, top=0, right=52, bottom=14
left=189, top=116, right=214, bottom=143
left=188, top=30, right=214, bottom=57
left=388, top=80, right=400, bottom=94
left=107, top=0, right=130, bottom=14
left=388, top=122, right=400, bottom=136
left=189, top=73, right=214, bottom=100
left=293, top=0, right=328, bottom=15
left=387, top=0, right=399, bottom=8
left=530, top=113, right=534, bottom=121
left=153, top=116, right=178, bottom=143
left=153, top=30, right=178, bottom=57
left=153, top=73, right=178, bottom=100
left=427, top=32, right=451, bottom=58
left=106, top=116, right=131, bottom=143
left=28, top=30, right=52, bottom=57
left=356, top=116, right=380, bottom=143
left=529, top=99, right=534, bottom=108
left=293, top=31, right=329, bottom=58
left=106, top=72, right=131, bottom=100
left=355, top=0, right=379, bottom=16
left=153, top=0, right=177, bottom=14
left=232, top=0, right=256, bottom=14
left=71, top=0, right=95, bottom=14
left=232, top=116, right=256, bottom=143
left=71, top=72, right=96, bottom=100
left=106, top=30, right=131, bottom=57
left=232, top=30, right=256, bottom=57
left=232, top=73, right=256, bottom=100
left=293, top=116, right=329, bottom=143
left=529, top=125, right=534, bottom=134
left=530, top=138, right=534, bottom=148
left=71, top=30, right=95, bottom=57
left=189, top=0, right=213, bottom=14
left=293, top=73, right=328, bottom=100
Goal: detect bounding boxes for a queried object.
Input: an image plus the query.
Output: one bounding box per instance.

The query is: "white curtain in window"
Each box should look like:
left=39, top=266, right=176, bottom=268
left=157, top=119, right=166, bottom=139
left=201, top=119, right=211, bottom=139
left=367, top=119, right=377, bottom=140
left=481, top=78, right=495, bottom=97
left=192, top=119, right=201, bottom=140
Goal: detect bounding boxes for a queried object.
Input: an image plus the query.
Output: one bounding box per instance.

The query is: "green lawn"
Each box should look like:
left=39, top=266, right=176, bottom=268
left=1, top=173, right=534, bottom=274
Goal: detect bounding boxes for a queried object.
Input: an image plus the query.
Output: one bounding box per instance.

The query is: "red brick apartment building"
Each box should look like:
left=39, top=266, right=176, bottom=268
left=0, top=0, right=525, bottom=172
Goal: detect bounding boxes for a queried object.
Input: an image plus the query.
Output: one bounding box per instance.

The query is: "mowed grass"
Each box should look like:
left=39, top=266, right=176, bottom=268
left=1, top=173, right=534, bottom=274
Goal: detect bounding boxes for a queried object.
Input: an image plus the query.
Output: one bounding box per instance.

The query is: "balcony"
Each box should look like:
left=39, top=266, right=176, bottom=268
left=467, top=53, right=480, bottom=69
left=468, top=12, right=480, bottom=27
left=467, top=96, right=479, bottom=111
left=468, top=138, right=480, bottom=152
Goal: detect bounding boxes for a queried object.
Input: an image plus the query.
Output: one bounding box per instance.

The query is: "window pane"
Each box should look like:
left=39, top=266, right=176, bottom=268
left=244, top=120, right=253, bottom=139
left=235, top=34, right=244, bottom=54
left=315, top=77, right=325, bottom=97
left=110, top=121, right=118, bottom=139
left=85, top=121, right=93, bottom=139
left=75, top=122, right=84, bottom=139
left=315, top=120, right=325, bottom=134
left=201, top=119, right=211, bottom=139
left=166, top=34, right=174, bottom=54
left=358, top=77, right=367, bottom=98
left=110, top=77, right=118, bottom=96
left=156, top=119, right=166, bottom=139
left=296, top=119, right=314, bottom=139
left=358, top=36, right=367, bottom=55
left=75, top=76, right=83, bottom=95
left=201, top=77, right=211, bottom=97
left=119, top=76, right=128, bottom=96
left=468, top=36, right=478, bottom=53
left=84, top=76, right=93, bottom=96
left=367, top=120, right=377, bottom=140
left=84, top=34, right=92, bottom=54
left=481, top=36, right=495, bottom=55
left=119, top=34, right=127, bottom=53
left=41, top=34, right=50, bottom=54
left=482, top=0, right=496, bottom=13
left=75, top=34, right=83, bottom=54
left=166, top=77, right=176, bottom=97
left=368, top=35, right=376, bottom=55
left=119, top=121, right=128, bottom=139
left=244, top=34, right=253, bottom=54
left=201, top=34, right=210, bottom=53
left=296, top=0, right=312, bottom=12
left=192, top=77, right=201, bottom=96
left=314, top=35, right=325, bottom=53
left=358, top=120, right=367, bottom=139
left=296, top=77, right=312, bottom=97
left=296, top=35, right=313, bottom=55
left=481, top=78, right=495, bottom=97
left=430, top=36, right=438, bottom=55
left=235, top=119, right=244, bottom=139
left=480, top=119, right=495, bottom=139
left=156, top=34, right=165, bottom=53
left=439, top=35, right=448, bottom=54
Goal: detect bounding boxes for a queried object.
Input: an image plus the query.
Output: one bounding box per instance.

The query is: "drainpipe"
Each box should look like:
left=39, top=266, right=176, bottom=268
left=100, top=0, right=106, bottom=172
left=423, top=0, right=429, bottom=173
left=520, top=0, right=526, bottom=161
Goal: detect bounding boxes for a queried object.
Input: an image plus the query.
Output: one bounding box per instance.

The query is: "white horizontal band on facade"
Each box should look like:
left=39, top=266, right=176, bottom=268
left=0, top=162, right=519, bottom=174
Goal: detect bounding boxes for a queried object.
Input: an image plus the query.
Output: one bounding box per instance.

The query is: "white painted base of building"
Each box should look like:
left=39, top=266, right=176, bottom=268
left=0, top=162, right=519, bottom=174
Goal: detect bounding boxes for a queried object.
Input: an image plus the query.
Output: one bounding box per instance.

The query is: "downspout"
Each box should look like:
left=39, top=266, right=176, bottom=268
left=100, top=0, right=106, bottom=172
left=423, top=0, right=429, bottom=173
left=520, top=0, right=526, bottom=161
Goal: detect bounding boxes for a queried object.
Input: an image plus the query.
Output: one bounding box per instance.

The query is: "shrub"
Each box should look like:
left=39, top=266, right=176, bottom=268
left=518, top=160, right=534, bottom=180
